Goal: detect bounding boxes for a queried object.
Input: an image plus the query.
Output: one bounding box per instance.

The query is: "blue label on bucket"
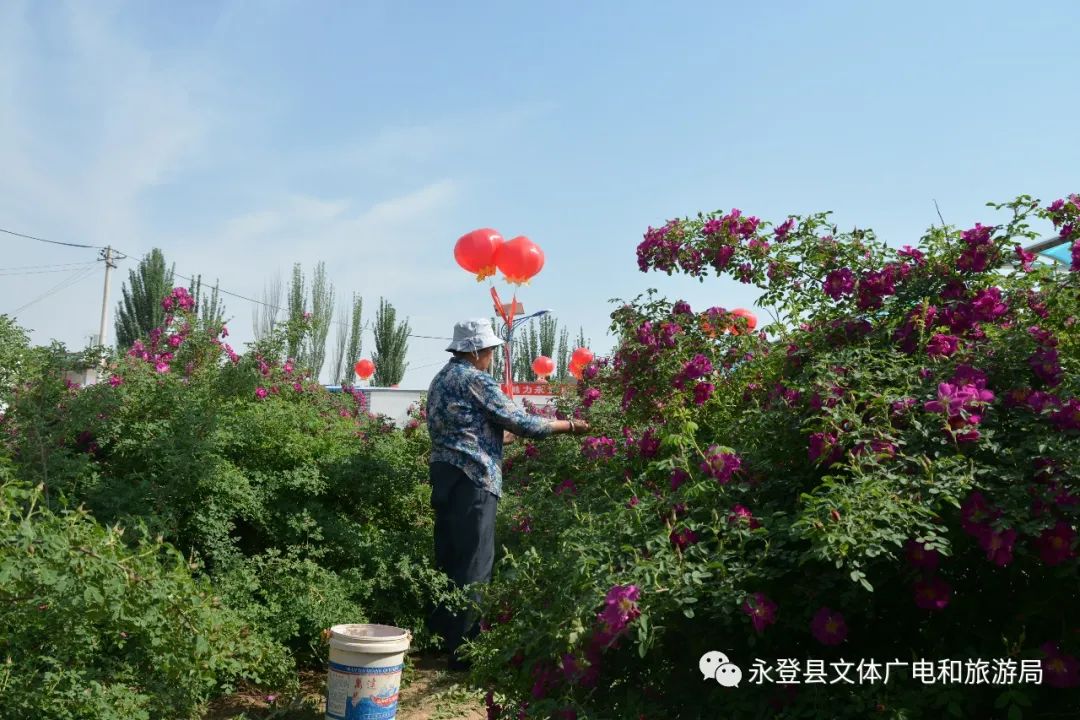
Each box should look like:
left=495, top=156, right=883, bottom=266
left=329, top=662, right=404, bottom=675
left=326, top=663, right=403, bottom=720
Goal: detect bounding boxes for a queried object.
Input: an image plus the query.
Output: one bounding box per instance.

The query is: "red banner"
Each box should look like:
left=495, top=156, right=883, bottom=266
left=500, top=382, right=555, bottom=397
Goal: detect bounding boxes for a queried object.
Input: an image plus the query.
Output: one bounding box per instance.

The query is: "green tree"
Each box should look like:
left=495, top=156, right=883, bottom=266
left=556, top=327, right=571, bottom=380
left=286, top=264, right=306, bottom=361
left=305, top=262, right=335, bottom=380
left=253, top=271, right=283, bottom=342
left=371, top=298, right=410, bottom=386
left=497, top=314, right=566, bottom=382
left=188, top=274, right=228, bottom=329
left=574, top=326, right=589, bottom=352
left=332, top=294, right=364, bottom=384
left=512, top=321, right=536, bottom=381
left=114, top=249, right=174, bottom=349
left=0, top=315, right=33, bottom=406
left=538, top=313, right=558, bottom=358
left=489, top=315, right=505, bottom=381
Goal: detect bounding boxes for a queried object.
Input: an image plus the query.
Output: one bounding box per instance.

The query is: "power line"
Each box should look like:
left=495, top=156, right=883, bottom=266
left=173, top=270, right=290, bottom=314
left=0, top=226, right=105, bottom=250
left=172, top=270, right=376, bottom=335
left=10, top=265, right=99, bottom=315
left=408, top=333, right=453, bottom=341
left=408, top=362, right=445, bottom=371
left=0, top=260, right=100, bottom=271
left=0, top=262, right=100, bottom=277
left=172, top=270, right=458, bottom=340
left=0, top=223, right=455, bottom=340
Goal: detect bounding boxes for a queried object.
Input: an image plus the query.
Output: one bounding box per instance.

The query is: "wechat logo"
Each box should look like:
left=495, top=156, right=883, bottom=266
left=699, top=650, right=742, bottom=687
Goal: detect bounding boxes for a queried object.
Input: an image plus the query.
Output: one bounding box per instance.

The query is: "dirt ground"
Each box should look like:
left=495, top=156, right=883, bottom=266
left=203, top=655, right=486, bottom=720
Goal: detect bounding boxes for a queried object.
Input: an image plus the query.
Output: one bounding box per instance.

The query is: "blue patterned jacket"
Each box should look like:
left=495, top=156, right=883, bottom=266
left=427, top=358, right=552, bottom=497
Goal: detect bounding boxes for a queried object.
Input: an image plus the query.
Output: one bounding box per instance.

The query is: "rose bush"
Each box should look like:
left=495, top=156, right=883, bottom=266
left=470, top=195, right=1079, bottom=718
left=1, top=297, right=459, bottom=711
left=0, top=457, right=291, bottom=720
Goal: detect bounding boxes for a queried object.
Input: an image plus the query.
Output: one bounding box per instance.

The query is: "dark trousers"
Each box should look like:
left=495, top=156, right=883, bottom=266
left=428, top=462, right=497, bottom=661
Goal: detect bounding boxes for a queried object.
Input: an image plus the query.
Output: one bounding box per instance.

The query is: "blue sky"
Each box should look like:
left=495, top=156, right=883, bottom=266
left=2, top=0, right=1077, bottom=386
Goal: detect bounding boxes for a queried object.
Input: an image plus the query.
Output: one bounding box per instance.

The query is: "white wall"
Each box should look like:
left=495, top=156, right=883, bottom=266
left=364, top=388, right=425, bottom=427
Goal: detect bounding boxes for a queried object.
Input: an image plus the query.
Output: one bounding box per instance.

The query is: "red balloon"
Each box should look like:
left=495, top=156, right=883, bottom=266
left=454, top=228, right=504, bottom=281
left=354, top=358, right=375, bottom=380
left=571, top=347, right=594, bottom=367
left=532, top=355, right=555, bottom=378
left=730, top=308, right=758, bottom=335
left=495, top=236, right=545, bottom=285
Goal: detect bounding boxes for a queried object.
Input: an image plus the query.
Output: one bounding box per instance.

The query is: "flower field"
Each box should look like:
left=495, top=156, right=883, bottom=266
left=1, top=194, right=1078, bottom=719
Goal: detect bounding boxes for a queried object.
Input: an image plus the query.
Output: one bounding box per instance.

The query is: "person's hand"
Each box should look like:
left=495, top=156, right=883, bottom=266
left=567, top=418, right=590, bottom=434
left=503, top=431, right=517, bottom=445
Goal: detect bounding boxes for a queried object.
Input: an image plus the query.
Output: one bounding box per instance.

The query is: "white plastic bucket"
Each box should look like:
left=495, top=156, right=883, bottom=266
left=325, top=623, right=412, bottom=720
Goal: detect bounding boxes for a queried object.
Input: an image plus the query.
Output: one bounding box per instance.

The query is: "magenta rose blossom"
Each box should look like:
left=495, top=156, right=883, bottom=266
left=581, top=436, right=617, bottom=460
left=926, top=334, right=960, bottom=358
left=810, top=607, right=848, bottom=646
left=1014, top=244, right=1036, bottom=271
left=728, top=504, right=761, bottom=529
left=700, top=445, right=742, bottom=483
left=673, top=354, right=714, bottom=390
left=1041, top=642, right=1080, bottom=688
left=597, top=585, right=641, bottom=636
left=693, top=382, right=715, bottom=405
left=554, top=479, right=578, bottom=497
left=742, top=592, right=778, bottom=633
left=1029, top=348, right=1064, bottom=386
left=905, top=540, right=941, bottom=571
left=976, top=527, right=1018, bottom=567
left=1036, top=522, right=1076, bottom=566
left=822, top=268, right=856, bottom=299
left=669, top=527, right=699, bottom=550
left=913, top=576, right=952, bottom=611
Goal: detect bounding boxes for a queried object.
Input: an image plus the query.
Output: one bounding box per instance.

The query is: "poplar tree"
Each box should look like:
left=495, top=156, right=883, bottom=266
left=371, top=298, right=410, bottom=386
left=114, top=249, right=174, bottom=349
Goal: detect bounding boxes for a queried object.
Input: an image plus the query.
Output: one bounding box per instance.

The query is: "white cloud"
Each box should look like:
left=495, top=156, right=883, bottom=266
left=0, top=3, right=212, bottom=247
left=164, top=178, right=471, bottom=383
left=0, top=2, right=214, bottom=345
left=0, top=3, right=537, bottom=387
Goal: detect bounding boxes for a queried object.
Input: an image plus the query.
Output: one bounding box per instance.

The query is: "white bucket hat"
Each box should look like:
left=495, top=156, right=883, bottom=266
left=446, top=318, right=505, bottom=353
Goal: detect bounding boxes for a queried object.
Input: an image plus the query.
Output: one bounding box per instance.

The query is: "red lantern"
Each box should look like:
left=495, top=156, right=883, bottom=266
left=571, top=347, right=594, bottom=367
left=454, top=228, right=504, bottom=281
left=568, top=362, right=583, bottom=379
left=495, top=236, right=545, bottom=285
left=354, top=358, right=375, bottom=380
left=730, top=308, right=758, bottom=335
left=532, top=355, right=555, bottom=378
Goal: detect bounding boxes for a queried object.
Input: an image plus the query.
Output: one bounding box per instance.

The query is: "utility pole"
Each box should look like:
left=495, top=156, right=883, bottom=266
left=97, top=246, right=116, bottom=352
